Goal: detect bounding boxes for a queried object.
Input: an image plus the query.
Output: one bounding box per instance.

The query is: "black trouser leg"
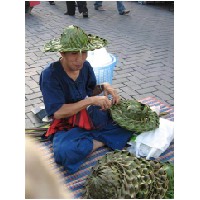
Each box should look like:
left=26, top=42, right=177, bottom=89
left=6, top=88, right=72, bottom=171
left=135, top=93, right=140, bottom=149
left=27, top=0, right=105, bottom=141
left=77, top=1, right=88, bottom=14
left=49, top=1, right=55, bottom=5
left=25, top=1, right=31, bottom=13
left=66, top=1, right=76, bottom=15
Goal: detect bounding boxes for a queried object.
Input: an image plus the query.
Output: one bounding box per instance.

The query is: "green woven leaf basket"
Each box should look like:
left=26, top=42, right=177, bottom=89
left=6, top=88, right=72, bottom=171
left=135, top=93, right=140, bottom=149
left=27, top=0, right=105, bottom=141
left=110, top=99, right=160, bottom=134
left=84, top=150, right=174, bottom=199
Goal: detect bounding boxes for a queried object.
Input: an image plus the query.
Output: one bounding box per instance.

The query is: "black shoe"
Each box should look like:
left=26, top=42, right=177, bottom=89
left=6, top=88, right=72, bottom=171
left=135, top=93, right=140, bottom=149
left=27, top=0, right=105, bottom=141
left=83, top=12, right=88, bottom=18
left=49, top=2, right=55, bottom=5
left=64, top=11, right=75, bottom=16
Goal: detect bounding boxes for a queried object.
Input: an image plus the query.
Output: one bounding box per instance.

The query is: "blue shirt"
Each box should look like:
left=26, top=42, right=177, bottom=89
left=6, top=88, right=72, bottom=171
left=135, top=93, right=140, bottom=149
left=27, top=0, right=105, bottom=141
left=39, top=60, right=97, bottom=116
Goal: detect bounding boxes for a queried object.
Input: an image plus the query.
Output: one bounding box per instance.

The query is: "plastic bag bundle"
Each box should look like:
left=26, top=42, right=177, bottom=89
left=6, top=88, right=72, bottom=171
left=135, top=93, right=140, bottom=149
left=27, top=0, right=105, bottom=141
left=127, top=118, right=174, bottom=159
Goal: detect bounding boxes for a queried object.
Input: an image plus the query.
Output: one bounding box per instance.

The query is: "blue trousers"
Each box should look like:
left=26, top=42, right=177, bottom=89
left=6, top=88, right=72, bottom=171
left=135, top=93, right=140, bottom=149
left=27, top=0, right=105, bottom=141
left=117, top=1, right=126, bottom=14
left=53, top=122, right=132, bottom=174
left=94, top=1, right=126, bottom=14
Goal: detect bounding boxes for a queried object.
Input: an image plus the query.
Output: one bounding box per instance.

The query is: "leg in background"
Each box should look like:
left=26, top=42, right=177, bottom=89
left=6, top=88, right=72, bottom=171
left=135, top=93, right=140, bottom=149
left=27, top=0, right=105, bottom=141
left=77, top=1, right=88, bottom=18
left=65, top=1, right=76, bottom=16
left=117, top=1, right=130, bottom=15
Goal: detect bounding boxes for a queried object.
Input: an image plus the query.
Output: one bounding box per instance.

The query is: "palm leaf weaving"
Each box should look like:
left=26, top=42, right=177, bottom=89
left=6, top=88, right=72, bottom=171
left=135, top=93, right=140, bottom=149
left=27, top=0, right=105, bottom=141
left=110, top=99, right=160, bottom=134
left=84, top=150, right=174, bottom=199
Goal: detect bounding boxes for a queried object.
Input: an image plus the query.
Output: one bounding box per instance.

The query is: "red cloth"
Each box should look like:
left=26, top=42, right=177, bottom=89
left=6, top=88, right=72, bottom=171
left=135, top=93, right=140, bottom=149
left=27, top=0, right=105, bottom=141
left=29, top=1, right=40, bottom=7
left=45, top=109, right=94, bottom=137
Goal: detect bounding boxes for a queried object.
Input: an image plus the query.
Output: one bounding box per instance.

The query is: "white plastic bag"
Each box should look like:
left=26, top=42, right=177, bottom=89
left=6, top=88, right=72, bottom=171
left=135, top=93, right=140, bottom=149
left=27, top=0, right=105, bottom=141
left=31, top=105, right=52, bottom=123
left=127, top=118, right=174, bottom=159
left=86, top=47, right=113, bottom=68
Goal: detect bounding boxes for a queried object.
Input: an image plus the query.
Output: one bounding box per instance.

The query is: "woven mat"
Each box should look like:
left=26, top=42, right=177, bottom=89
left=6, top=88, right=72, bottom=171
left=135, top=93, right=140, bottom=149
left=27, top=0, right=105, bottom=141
left=39, top=97, right=174, bottom=199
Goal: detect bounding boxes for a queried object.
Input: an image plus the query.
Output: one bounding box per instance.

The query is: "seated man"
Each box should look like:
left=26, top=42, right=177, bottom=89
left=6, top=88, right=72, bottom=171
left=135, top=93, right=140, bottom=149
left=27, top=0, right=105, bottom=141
left=40, top=25, right=133, bottom=174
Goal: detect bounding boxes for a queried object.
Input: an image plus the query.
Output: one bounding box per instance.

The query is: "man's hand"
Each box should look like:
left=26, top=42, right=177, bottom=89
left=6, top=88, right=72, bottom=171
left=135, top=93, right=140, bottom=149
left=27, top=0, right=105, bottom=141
left=102, top=82, right=121, bottom=105
left=89, top=96, right=112, bottom=110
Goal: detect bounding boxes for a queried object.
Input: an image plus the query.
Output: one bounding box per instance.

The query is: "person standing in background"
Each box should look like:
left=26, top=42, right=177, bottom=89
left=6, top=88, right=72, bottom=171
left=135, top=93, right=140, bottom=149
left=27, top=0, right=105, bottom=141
left=49, top=1, right=55, bottom=5
left=25, top=1, right=40, bottom=14
left=77, top=1, right=88, bottom=17
left=94, top=1, right=106, bottom=11
left=117, top=1, right=130, bottom=15
left=64, top=1, right=88, bottom=18
left=64, top=1, right=76, bottom=15
left=94, top=1, right=130, bottom=15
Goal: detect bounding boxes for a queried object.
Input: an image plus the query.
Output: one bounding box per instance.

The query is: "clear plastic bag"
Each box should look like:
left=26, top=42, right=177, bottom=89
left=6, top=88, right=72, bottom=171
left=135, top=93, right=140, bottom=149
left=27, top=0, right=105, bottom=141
left=127, top=118, right=174, bottom=159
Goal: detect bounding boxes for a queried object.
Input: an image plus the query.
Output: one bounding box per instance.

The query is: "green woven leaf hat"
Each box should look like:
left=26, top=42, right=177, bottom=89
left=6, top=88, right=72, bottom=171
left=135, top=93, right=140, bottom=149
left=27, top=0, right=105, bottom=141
left=44, top=25, right=108, bottom=52
left=109, top=99, right=160, bottom=134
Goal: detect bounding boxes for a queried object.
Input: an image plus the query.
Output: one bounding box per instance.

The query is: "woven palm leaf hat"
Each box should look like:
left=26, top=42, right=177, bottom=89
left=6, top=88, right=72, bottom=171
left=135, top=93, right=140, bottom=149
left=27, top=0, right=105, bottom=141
left=44, top=25, right=108, bottom=52
left=110, top=99, right=160, bottom=134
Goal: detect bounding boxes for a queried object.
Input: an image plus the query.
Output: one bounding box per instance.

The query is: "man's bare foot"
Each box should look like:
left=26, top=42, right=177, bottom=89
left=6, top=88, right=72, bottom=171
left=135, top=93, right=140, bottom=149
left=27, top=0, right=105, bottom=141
left=92, top=140, right=105, bottom=152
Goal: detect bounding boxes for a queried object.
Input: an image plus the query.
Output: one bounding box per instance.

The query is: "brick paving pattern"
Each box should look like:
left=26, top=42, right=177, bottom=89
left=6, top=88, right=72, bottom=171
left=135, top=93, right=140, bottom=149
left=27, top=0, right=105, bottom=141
left=25, top=1, right=174, bottom=128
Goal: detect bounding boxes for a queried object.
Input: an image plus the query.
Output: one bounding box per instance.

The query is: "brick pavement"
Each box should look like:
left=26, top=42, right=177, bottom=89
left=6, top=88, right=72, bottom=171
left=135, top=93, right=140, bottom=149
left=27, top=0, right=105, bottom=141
left=25, top=1, right=174, bottom=128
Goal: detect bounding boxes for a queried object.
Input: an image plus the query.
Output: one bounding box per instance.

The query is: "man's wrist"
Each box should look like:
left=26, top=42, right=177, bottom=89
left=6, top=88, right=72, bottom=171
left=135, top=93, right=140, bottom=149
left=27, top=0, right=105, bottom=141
left=99, top=84, right=104, bottom=92
left=96, top=84, right=104, bottom=93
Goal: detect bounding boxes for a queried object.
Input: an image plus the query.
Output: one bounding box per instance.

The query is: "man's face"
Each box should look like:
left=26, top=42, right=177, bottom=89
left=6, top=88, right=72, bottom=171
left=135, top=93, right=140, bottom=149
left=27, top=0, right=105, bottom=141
left=61, top=51, right=88, bottom=71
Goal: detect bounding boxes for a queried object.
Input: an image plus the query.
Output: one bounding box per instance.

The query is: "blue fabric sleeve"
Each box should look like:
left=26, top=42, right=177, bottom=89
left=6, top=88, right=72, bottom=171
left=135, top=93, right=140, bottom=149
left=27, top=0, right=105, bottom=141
left=85, top=61, right=97, bottom=96
left=39, top=66, right=65, bottom=116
